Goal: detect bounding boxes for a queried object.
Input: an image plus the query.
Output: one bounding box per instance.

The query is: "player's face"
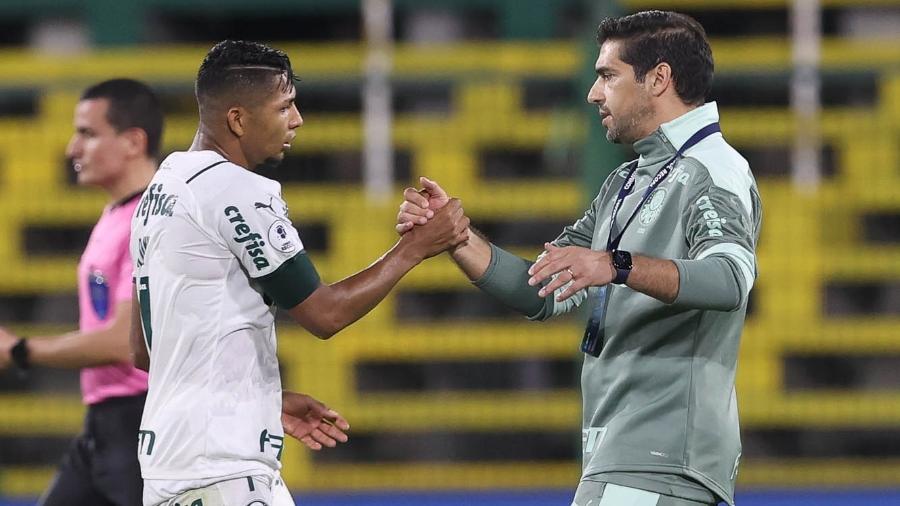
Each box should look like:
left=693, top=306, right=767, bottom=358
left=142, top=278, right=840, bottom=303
left=587, top=39, right=655, bottom=144
left=66, top=98, right=131, bottom=188
left=245, top=75, right=302, bottom=170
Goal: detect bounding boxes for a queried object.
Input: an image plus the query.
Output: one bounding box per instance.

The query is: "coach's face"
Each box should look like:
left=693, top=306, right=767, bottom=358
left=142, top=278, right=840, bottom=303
left=244, top=74, right=302, bottom=171
left=66, top=98, right=132, bottom=188
left=587, top=39, right=655, bottom=144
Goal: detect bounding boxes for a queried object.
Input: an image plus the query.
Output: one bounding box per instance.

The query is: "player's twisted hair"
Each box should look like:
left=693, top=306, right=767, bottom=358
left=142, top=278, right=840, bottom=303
left=597, top=10, right=713, bottom=106
left=195, top=40, right=297, bottom=107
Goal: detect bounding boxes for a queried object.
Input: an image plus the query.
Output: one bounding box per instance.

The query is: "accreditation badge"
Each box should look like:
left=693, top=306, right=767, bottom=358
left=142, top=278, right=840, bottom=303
left=88, top=268, right=110, bottom=320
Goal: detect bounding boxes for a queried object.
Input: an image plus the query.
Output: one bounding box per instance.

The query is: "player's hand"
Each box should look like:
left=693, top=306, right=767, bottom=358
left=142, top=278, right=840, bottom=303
left=281, top=391, right=350, bottom=451
left=396, top=177, right=451, bottom=235
left=527, top=243, right=615, bottom=302
left=0, top=327, right=19, bottom=370
left=401, top=198, right=469, bottom=259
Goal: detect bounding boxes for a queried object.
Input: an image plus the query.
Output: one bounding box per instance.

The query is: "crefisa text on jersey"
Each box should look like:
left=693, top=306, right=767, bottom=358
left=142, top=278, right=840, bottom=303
left=224, top=205, right=270, bottom=270
left=136, top=183, right=178, bottom=226
left=695, top=195, right=727, bottom=237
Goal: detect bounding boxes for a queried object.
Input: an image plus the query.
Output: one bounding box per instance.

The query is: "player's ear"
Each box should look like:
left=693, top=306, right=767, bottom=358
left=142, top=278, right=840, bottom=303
left=226, top=106, right=246, bottom=137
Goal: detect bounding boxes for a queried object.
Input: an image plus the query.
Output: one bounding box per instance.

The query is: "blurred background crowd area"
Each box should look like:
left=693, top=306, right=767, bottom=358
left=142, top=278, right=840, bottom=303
left=0, top=0, right=899, bottom=504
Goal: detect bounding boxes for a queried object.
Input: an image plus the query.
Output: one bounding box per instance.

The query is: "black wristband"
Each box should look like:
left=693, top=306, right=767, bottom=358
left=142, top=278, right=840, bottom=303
left=10, top=338, right=30, bottom=370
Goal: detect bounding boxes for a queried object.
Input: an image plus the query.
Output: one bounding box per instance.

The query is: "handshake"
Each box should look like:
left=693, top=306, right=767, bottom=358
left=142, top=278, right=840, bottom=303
left=393, top=176, right=469, bottom=260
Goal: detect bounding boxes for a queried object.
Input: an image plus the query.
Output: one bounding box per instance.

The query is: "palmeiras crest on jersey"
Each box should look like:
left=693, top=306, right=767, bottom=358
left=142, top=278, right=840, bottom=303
left=639, top=187, right=668, bottom=227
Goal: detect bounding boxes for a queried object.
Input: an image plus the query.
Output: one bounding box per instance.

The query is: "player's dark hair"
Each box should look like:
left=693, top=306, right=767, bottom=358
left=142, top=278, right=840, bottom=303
left=597, top=10, right=713, bottom=106
left=195, top=40, right=296, bottom=108
left=81, top=78, right=164, bottom=158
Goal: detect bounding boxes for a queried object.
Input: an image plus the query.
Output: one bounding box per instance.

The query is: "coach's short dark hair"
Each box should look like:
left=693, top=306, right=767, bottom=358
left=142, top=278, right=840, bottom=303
left=81, top=78, right=164, bottom=158
left=597, top=10, right=713, bottom=106
left=195, top=40, right=296, bottom=108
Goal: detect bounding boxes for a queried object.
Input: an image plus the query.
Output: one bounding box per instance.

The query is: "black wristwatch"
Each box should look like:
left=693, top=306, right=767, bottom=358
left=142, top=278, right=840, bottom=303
left=611, top=250, right=633, bottom=285
left=10, top=338, right=30, bottom=370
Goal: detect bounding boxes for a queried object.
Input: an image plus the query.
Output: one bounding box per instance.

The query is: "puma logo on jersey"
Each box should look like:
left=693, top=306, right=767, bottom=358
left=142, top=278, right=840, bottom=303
left=255, top=197, right=276, bottom=213
left=224, top=206, right=271, bottom=270
left=136, top=183, right=178, bottom=226
left=255, top=195, right=289, bottom=218
left=695, top=195, right=727, bottom=237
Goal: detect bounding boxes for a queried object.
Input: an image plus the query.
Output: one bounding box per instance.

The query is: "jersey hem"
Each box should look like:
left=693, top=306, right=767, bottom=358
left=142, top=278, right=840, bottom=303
left=583, top=464, right=733, bottom=506
left=141, top=462, right=278, bottom=482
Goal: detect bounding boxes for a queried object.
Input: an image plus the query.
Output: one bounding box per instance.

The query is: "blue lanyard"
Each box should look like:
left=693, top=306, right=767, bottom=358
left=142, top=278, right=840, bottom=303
left=606, top=122, right=721, bottom=252
left=583, top=122, right=722, bottom=358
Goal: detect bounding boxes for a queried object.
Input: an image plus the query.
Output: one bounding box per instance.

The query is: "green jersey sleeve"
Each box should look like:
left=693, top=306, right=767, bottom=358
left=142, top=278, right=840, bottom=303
left=257, top=251, right=321, bottom=309
left=674, top=157, right=761, bottom=309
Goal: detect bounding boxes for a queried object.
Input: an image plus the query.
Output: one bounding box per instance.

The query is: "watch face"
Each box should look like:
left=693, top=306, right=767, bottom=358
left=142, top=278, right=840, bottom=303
left=613, top=250, right=632, bottom=270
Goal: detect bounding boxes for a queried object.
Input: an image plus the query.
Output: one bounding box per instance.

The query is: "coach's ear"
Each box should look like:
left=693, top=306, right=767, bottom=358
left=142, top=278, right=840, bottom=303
left=646, top=62, right=673, bottom=98
left=226, top=106, right=246, bottom=138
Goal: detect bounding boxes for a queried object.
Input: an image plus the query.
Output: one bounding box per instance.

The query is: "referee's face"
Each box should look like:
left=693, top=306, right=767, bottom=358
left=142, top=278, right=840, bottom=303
left=66, top=98, right=131, bottom=188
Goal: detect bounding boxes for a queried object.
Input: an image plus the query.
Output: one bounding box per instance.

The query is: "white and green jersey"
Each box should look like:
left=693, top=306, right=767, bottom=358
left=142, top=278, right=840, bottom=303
left=537, top=103, right=759, bottom=505
left=131, top=150, right=318, bottom=503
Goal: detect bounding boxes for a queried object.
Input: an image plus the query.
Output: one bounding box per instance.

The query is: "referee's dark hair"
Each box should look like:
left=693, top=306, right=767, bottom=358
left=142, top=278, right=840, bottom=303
left=597, top=10, right=713, bottom=106
left=195, top=40, right=297, bottom=111
left=81, top=78, right=164, bottom=159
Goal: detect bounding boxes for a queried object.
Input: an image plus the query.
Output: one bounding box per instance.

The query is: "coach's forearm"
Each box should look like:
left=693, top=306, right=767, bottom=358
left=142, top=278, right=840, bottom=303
left=626, top=255, right=680, bottom=304
left=627, top=254, right=744, bottom=310
left=671, top=255, right=744, bottom=311
left=449, top=227, right=492, bottom=280
left=470, top=243, right=546, bottom=319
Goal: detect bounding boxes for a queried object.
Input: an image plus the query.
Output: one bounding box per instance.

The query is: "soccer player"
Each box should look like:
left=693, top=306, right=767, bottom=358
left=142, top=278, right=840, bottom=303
left=130, top=40, right=469, bottom=506
left=0, top=78, right=160, bottom=505
left=397, top=11, right=760, bottom=506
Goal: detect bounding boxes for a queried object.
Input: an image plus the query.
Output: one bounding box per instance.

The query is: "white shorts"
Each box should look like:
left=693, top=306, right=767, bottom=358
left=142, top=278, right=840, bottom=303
left=147, top=473, right=294, bottom=506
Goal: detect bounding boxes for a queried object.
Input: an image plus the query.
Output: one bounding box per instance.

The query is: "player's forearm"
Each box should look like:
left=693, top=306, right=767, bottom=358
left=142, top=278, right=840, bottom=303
left=294, top=238, right=422, bottom=338
left=626, top=254, right=680, bottom=304
left=449, top=227, right=492, bottom=280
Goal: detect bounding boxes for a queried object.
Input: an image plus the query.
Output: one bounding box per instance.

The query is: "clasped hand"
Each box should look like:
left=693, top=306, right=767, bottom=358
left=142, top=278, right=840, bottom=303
left=396, top=177, right=468, bottom=257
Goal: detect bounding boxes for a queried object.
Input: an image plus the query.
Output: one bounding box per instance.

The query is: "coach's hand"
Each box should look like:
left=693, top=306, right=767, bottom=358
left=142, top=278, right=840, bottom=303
left=396, top=176, right=450, bottom=235
left=400, top=198, right=469, bottom=259
left=282, top=391, right=350, bottom=451
left=527, top=243, right=615, bottom=302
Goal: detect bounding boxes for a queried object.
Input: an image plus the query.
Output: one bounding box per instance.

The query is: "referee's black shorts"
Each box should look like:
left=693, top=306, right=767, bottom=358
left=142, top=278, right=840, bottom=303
left=39, top=393, right=146, bottom=506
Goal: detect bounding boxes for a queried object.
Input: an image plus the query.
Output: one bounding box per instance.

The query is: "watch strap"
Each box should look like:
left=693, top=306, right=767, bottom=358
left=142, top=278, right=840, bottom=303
left=611, top=250, right=632, bottom=285
left=10, top=337, right=30, bottom=370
